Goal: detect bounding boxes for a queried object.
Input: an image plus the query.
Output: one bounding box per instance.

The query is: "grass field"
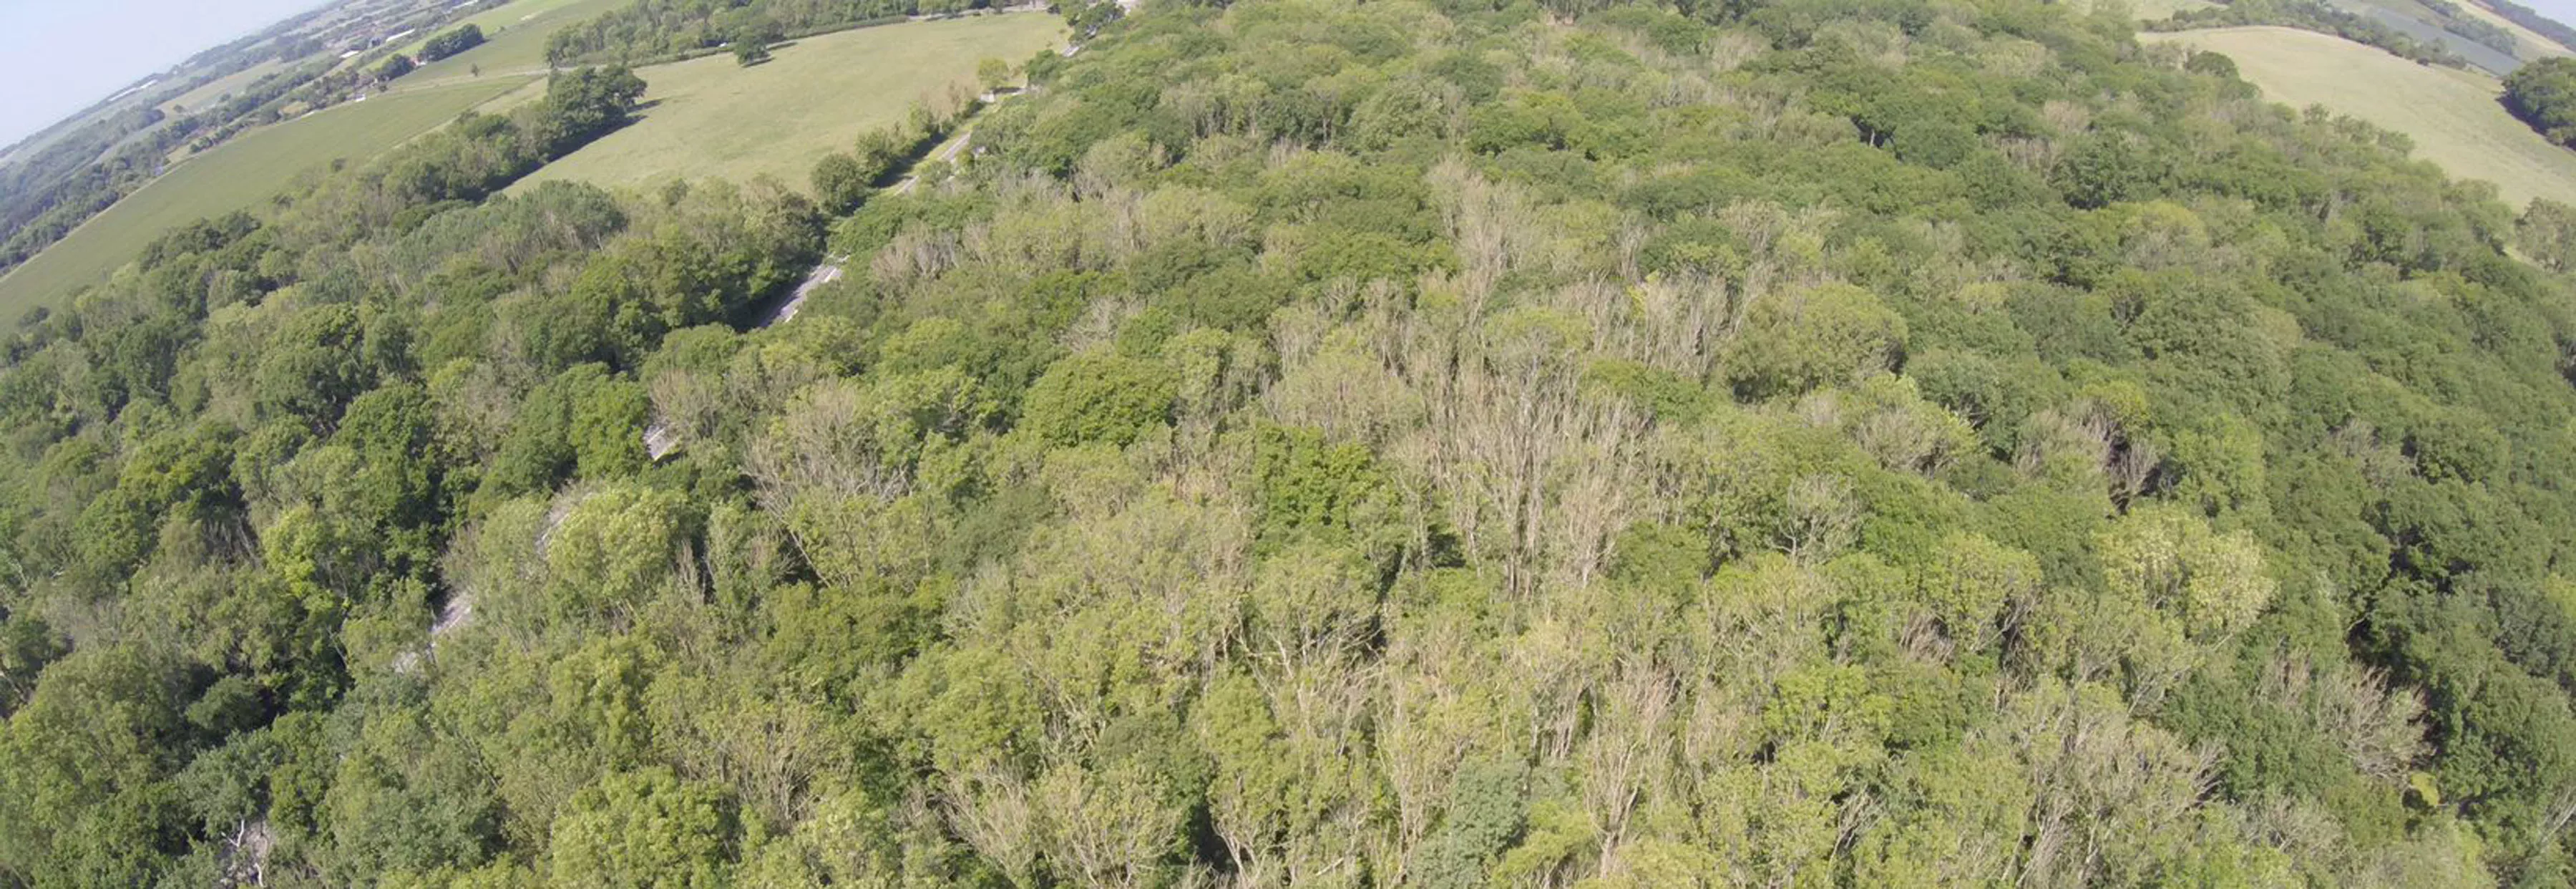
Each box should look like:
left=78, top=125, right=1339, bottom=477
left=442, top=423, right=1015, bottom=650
left=0, top=77, right=536, bottom=313
left=469, top=76, right=555, bottom=117
left=399, top=0, right=630, bottom=84
left=517, top=14, right=1068, bottom=193
left=2145, top=26, right=2576, bottom=208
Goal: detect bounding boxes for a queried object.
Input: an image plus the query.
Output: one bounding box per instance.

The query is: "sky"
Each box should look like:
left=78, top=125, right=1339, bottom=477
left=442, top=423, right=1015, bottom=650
left=0, top=0, right=328, bottom=150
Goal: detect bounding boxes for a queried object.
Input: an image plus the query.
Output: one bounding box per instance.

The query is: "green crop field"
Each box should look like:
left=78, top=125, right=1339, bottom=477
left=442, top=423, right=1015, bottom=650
left=399, top=0, right=631, bottom=84
left=517, top=14, right=1067, bottom=193
left=2145, top=26, right=2576, bottom=208
left=0, top=77, right=535, bottom=313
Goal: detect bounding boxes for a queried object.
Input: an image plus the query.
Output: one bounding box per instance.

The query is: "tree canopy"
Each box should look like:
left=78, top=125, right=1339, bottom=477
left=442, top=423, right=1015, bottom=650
left=12, top=0, right=2576, bottom=886
left=2508, top=56, right=2576, bottom=146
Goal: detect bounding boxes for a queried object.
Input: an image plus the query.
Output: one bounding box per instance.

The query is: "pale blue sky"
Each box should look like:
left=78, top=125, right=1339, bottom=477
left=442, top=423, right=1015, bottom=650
left=0, top=0, right=328, bottom=149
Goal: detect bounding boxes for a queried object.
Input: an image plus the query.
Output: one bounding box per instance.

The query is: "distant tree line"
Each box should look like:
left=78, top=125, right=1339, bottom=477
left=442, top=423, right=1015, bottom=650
left=2421, top=0, right=2519, bottom=55
left=544, top=0, right=992, bottom=67
left=0, top=52, right=336, bottom=276
left=0, top=105, right=168, bottom=271
left=2479, top=0, right=2576, bottom=53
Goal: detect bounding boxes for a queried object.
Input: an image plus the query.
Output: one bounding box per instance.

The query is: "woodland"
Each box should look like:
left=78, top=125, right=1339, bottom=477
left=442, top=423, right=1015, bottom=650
left=11, top=0, right=2576, bottom=887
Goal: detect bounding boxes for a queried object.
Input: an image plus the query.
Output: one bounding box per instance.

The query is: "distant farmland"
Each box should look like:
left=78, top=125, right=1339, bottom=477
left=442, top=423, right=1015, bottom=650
left=2145, top=26, right=2576, bottom=208
left=0, top=10, right=1061, bottom=314
left=0, top=77, right=534, bottom=313
left=158, top=59, right=289, bottom=116
left=517, top=14, right=1068, bottom=193
left=2459, top=0, right=2575, bottom=60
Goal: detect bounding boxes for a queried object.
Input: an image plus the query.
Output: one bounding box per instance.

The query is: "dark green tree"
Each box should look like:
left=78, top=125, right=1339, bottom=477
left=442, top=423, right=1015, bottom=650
left=420, top=24, right=486, bottom=62
left=2506, top=56, right=2576, bottom=147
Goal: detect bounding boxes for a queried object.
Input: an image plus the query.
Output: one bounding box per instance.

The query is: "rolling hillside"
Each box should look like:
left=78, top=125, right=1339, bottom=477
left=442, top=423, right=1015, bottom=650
left=2146, top=25, right=2576, bottom=207
left=0, top=77, right=535, bottom=312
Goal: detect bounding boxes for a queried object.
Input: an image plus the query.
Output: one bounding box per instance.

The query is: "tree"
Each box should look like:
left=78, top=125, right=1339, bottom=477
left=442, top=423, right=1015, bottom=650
left=1020, top=352, right=1178, bottom=447
left=0, top=646, right=190, bottom=885
left=420, top=24, right=487, bottom=62
left=977, top=57, right=1014, bottom=94
left=532, top=67, right=647, bottom=158
left=548, top=769, right=740, bottom=889
left=1035, top=764, right=1186, bottom=888
left=2506, top=56, right=2576, bottom=146
left=2099, top=505, right=2277, bottom=644
left=2520, top=198, right=2576, bottom=272
left=811, top=152, right=868, bottom=215
left=375, top=54, right=416, bottom=82
left=1913, top=533, right=2041, bottom=651
left=320, top=704, right=502, bottom=879
left=2051, top=132, right=2169, bottom=208
left=733, top=37, right=772, bottom=67
left=543, top=485, right=688, bottom=621
left=1722, top=283, right=1908, bottom=400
